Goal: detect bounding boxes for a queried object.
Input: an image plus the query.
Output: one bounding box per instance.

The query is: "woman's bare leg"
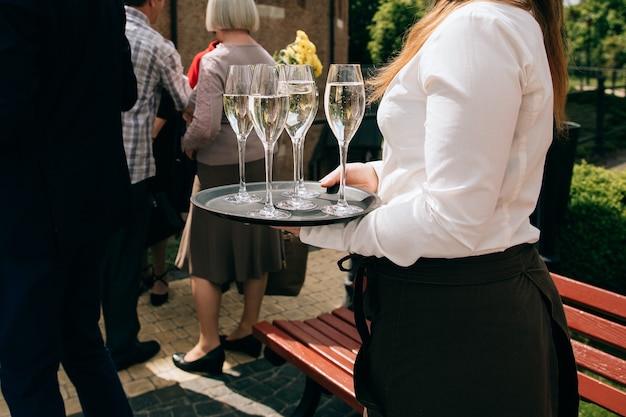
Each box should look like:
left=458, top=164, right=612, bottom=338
left=183, top=276, right=221, bottom=361
left=227, top=273, right=268, bottom=340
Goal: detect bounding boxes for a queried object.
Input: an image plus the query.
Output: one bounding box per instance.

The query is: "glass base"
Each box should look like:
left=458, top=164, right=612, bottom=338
left=276, top=198, right=317, bottom=211
left=247, top=207, right=292, bottom=219
left=224, top=193, right=262, bottom=204
left=282, top=188, right=321, bottom=199
left=321, top=204, right=363, bottom=217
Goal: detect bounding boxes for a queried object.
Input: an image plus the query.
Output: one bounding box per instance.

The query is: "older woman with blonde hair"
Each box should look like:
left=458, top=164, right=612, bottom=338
left=281, top=0, right=580, bottom=415
left=172, top=0, right=282, bottom=375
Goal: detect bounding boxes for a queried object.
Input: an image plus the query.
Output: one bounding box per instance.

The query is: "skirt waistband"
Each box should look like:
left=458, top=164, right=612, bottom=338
left=342, top=243, right=536, bottom=286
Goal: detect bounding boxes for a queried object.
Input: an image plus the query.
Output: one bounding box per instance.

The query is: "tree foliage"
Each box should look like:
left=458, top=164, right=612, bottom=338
left=367, top=0, right=427, bottom=64
left=565, top=0, right=626, bottom=68
left=349, top=0, right=379, bottom=64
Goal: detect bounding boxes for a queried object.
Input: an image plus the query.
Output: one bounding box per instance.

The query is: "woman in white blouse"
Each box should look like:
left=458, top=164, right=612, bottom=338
left=284, top=0, right=579, bottom=415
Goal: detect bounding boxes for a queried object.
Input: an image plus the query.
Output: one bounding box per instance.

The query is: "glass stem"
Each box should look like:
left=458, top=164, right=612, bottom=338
left=292, top=138, right=302, bottom=201
left=297, top=139, right=305, bottom=191
left=338, top=142, right=349, bottom=209
left=237, top=135, right=247, bottom=196
left=263, top=142, right=276, bottom=214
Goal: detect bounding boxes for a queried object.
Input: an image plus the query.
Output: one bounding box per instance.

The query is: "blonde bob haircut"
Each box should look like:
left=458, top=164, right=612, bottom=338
left=205, top=0, right=260, bottom=32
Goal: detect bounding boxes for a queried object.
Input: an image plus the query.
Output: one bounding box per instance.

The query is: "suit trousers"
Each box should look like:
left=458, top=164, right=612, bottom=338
left=101, top=179, right=152, bottom=359
left=0, top=225, right=132, bottom=417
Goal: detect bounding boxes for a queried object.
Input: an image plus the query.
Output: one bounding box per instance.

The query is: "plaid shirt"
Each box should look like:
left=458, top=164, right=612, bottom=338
left=122, top=6, right=190, bottom=184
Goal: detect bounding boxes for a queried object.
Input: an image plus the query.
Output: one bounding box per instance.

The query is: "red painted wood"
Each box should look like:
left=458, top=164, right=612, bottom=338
left=304, top=317, right=361, bottom=353
left=315, top=312, right=361, bottom=347
left=577, top=371, right=626, bottom=416
left=252, top=321, right=363, bottom=412
left=564, top=305, right=626, bottom=349
left=551, top=272, right=626, bottom=322
left=273, top=320, right=356, bottom=374
left=571, top=340, right=626, bottom=385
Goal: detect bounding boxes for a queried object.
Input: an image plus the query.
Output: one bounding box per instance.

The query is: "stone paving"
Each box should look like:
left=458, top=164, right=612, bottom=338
left=0, top=247, right=360, bottom=417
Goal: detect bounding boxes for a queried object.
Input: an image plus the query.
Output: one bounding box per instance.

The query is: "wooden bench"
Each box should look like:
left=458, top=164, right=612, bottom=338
left=252, top=272, right=626, bottom=416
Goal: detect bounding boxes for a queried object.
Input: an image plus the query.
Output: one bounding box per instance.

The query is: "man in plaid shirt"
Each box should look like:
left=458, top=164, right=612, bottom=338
left=102, top=0, right=191, bottom=371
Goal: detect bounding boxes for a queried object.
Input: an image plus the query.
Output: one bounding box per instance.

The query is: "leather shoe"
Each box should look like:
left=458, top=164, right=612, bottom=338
left=150, top=272, right=169, bottom=306
left=172, top=345, right=225, bottom=375
left=219, top=334, right=262, bottom=358
left=112, top=340, right=160, bottom=371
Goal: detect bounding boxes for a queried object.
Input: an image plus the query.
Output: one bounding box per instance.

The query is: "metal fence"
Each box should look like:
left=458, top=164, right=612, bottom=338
left=567, top=66, right=626, bottom=155
left=569, top=66, right=626, bottom=97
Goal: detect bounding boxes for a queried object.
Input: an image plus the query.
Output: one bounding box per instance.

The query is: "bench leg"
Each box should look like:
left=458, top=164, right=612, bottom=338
left=263, top=346, right=287, bottom=366
left=290, top=376, right=323, bottom=417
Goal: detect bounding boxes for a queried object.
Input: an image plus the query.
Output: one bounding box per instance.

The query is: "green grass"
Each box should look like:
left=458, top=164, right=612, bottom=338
left=165, top=235, right=181, bottom=266
left=579, top=401, right=619, bottom=417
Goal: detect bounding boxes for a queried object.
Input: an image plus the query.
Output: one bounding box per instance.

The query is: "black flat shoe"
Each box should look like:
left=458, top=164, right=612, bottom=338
left=219, top=334, right=262, bottom=358
left=150, top=272, right=169, bottom=306
left=172, top=345, right=224, bottom=375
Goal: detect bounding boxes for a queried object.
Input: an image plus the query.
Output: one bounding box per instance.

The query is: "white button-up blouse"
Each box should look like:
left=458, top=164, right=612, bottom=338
left=300, top=2, right=555, bottom=267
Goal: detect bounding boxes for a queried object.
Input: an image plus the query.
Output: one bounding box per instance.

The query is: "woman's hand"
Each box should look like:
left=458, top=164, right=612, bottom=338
left=320, top=162, right=378, bottom=193
left=184, top=148, right=196, bottom=160
left=182, top=106, right=194, bottom=123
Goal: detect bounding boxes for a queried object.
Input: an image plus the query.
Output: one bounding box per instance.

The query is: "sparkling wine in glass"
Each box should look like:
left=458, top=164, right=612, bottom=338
left=322, top=64, right=366, bottom=216
left=277, top=65, right=318, bottom=211
left=223, top=65, right=261, bottom=203
left=247, top=64, right=291, bottom=219
left=295, top=86, right=321, bottom=199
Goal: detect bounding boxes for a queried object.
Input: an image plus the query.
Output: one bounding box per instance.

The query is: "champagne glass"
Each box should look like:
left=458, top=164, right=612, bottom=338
left=222, top=65, right=261, bottom=203
left=294, top=85, right=321, bottom=199
left=277, top=65, right=318, bottom=211
left=322, top=64, right=366, bottom=216
left=247, top=64, right=291, bottom=219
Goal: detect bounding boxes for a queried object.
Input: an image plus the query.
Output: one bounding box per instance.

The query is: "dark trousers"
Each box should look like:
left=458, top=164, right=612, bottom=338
left=0, top=233, right=132, bottom=417
left=101, top=179, right=152, bottom=358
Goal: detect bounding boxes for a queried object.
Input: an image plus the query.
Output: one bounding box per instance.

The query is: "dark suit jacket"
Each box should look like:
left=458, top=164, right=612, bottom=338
left=0, top=0, right=137, bottom=259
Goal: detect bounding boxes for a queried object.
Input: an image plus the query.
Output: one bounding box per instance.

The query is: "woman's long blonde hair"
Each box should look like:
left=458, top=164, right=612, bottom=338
left=367, top=0, right=568, bottom=131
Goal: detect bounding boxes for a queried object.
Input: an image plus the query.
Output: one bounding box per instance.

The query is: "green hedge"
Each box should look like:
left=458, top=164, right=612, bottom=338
left=556, top=161, right=626, bottom=295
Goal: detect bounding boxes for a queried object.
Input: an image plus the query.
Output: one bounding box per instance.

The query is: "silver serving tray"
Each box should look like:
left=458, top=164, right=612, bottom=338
left=191, top=181, right=381, bottom=226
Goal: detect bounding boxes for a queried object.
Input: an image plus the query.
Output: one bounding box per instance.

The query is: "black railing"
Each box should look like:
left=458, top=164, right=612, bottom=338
left=568, top=67, right=626, bottom=156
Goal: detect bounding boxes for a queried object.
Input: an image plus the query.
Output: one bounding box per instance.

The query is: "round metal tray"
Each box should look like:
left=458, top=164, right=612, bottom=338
left=191, top=181, right=381, bottom=226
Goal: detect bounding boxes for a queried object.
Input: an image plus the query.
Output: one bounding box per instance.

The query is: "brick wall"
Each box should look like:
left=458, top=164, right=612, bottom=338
left=152, top=0, right=350, bottom=180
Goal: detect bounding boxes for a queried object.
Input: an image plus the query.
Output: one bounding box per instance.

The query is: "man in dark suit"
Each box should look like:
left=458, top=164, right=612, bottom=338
left=0, top=1, right=137, bottom=416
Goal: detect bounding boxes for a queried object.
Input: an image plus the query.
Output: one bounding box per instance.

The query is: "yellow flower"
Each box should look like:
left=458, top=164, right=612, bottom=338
left=273, top=30, right=323, bottom=77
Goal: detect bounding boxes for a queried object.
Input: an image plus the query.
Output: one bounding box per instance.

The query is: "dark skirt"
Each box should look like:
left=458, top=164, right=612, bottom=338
left=175, top=161, right=282, bottom=284
left=352, top=244, right=579, bottom=417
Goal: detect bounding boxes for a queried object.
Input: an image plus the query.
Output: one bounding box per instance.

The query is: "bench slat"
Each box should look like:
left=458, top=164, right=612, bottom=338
left=273, top=320, right=357, bottom=375
left=577, top=371, right=626, bottom=416
left=564, top=305, right=626, bottom=349
left=571, top=340, right=626, bottom=386
left=304, top=317, right=361, bottom=353
left=252, top=321, right=363, bottom=412
left=552, top=273, right=626, bottom=321
left=315, top=312, right=361, bottom=348
left=333, top=306, right=358, bottom=326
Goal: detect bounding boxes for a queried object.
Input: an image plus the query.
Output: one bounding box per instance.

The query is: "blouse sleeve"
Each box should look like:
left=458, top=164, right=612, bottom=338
left=182, top=55, right=224, bottom=151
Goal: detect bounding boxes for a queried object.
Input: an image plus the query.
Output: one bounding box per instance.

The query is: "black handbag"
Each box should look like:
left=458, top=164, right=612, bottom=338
left=145, top=191, right=185, bottom=247
left=265, top=231, right=309, bottom=296
left=233, top=231, right=309, bottom=296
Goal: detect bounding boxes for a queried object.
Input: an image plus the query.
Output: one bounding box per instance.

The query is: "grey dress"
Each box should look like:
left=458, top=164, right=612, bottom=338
left=175, top=43, right=282, bottom=284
